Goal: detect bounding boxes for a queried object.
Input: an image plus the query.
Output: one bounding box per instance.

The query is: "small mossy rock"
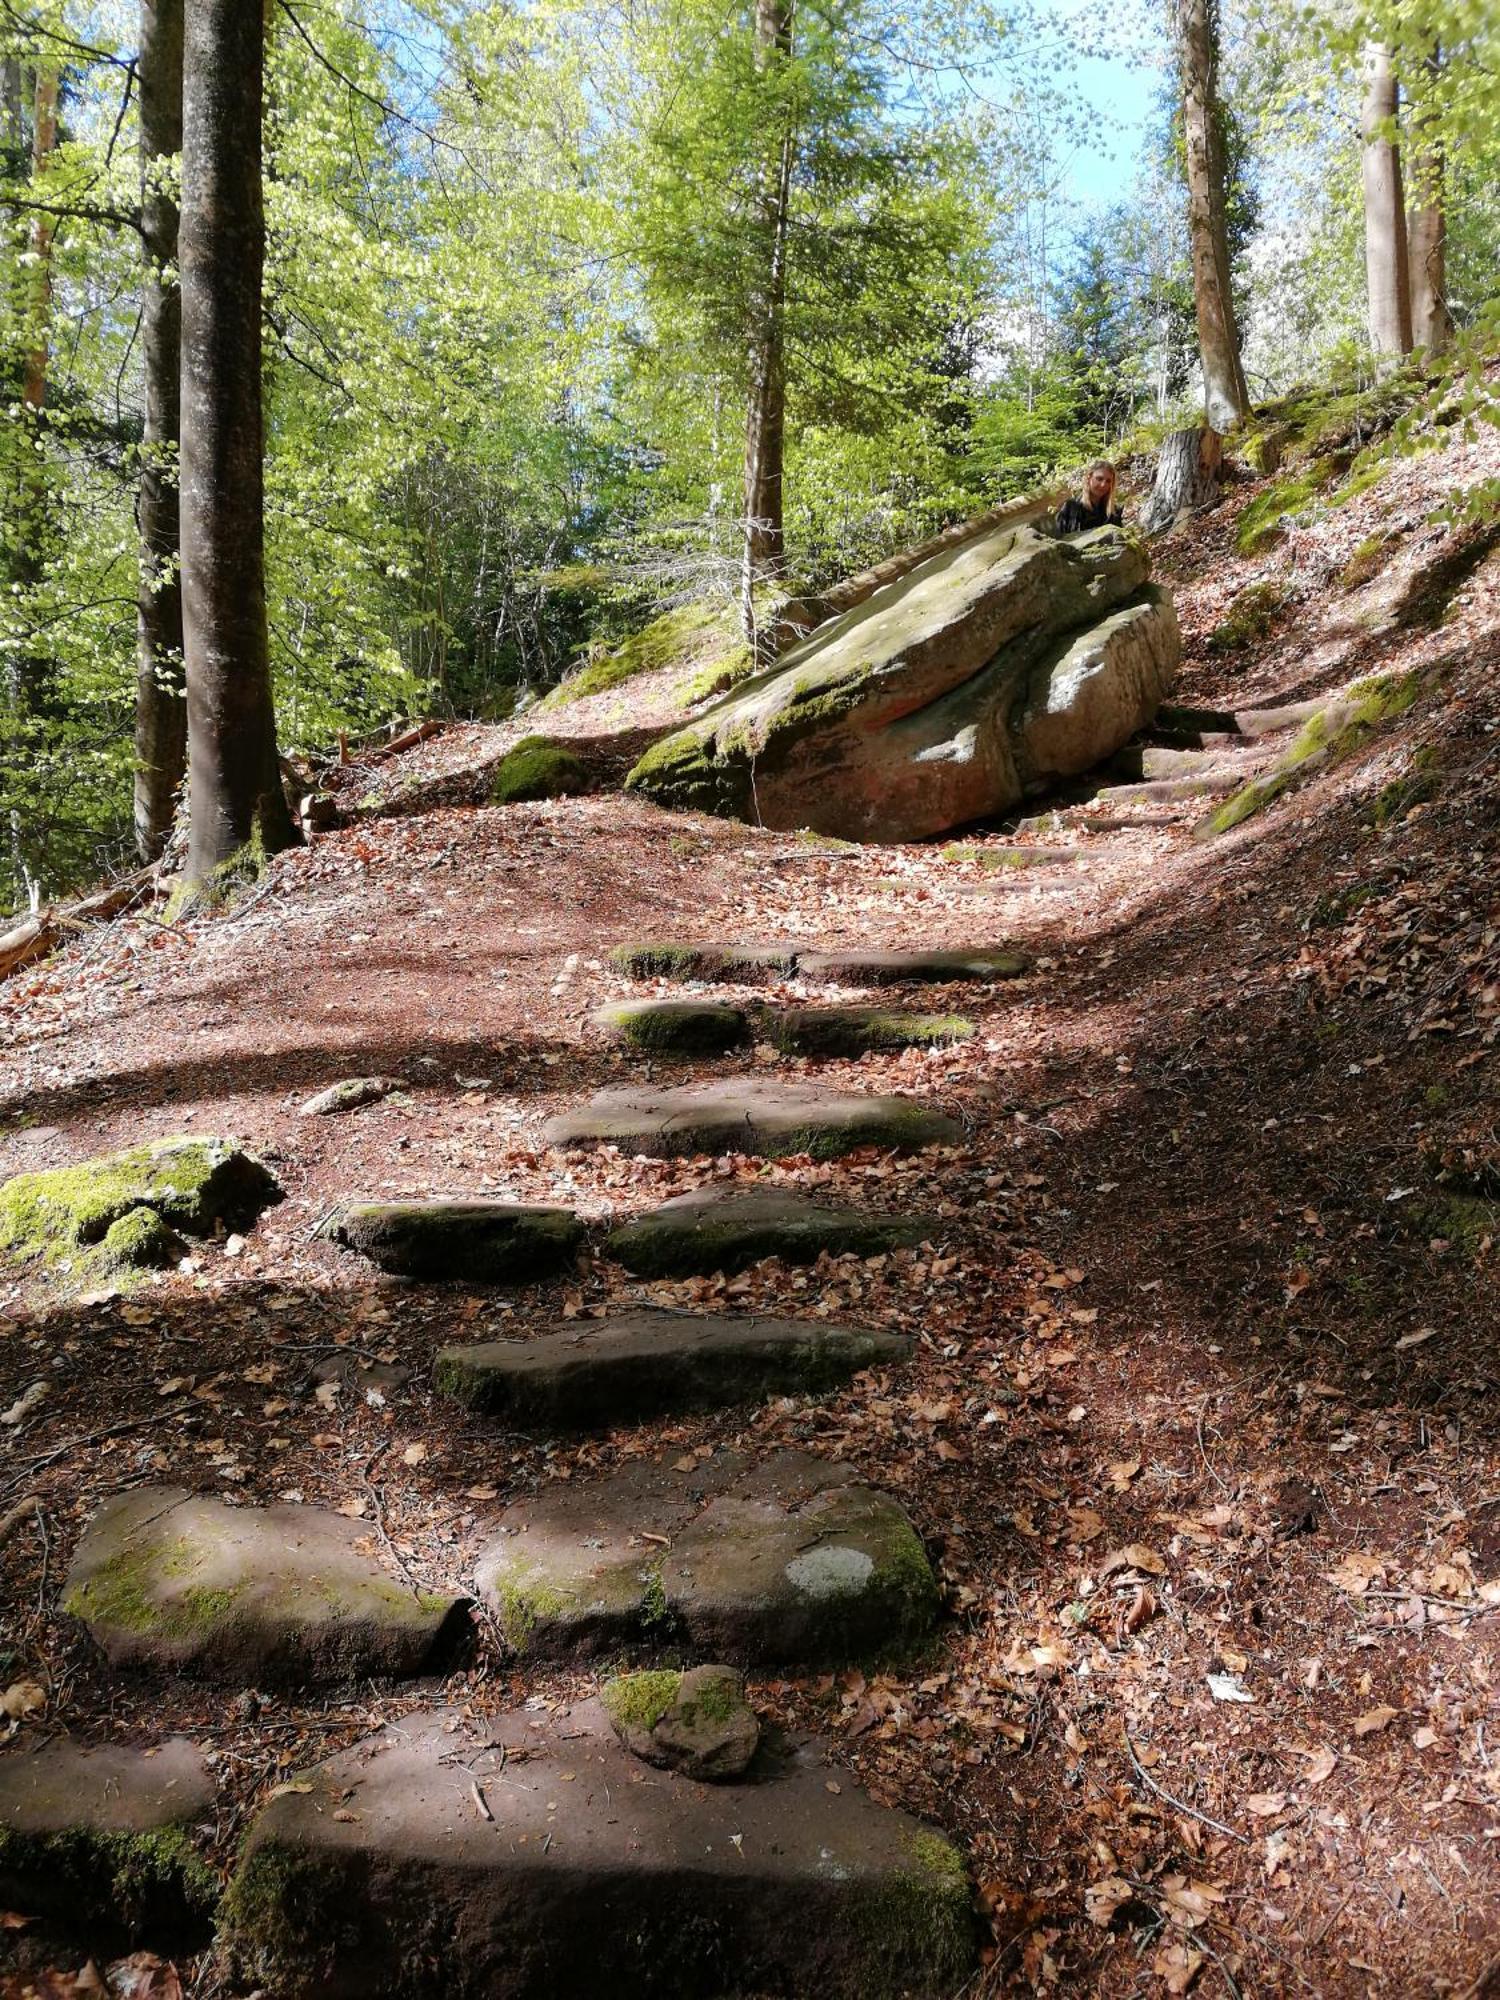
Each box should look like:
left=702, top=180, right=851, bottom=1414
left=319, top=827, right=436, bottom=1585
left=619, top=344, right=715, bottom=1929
left=602, top=1665, right=760, bottom=1780
left=434, top=1307, right=911, bottom=1428
left=625, top=522, right=1177, bottom=841
left=0, top=1736, right=216, bottom=1947
left=797, top=947, right=1029, bottom=986
left=606, top=1186, right=934, bottom=1277
left=608, top=941, right=802, bottom=982
left=63, top=1486, right=466, bottom=1684
left=101, top=1205, right=185, bottom=1271
left=330, top=1199, right=584, bottom=1281
left=476, top=1448, right=939, bottom=1664
left=544, top=1082, right=961, bottom=1160
left=766, top=1007, right=973, bottom=1057
left=221, top=1702, right=974, bottom=1999
left=298, top=1076, right=400, bottom=1118
left=594, top=999, right=749, bottom=1054
left=0, top=1137, right=281, bottom=1271
left=489, top=735, right=590, bottom=804
left=939, top=842, right=1075, bottom=870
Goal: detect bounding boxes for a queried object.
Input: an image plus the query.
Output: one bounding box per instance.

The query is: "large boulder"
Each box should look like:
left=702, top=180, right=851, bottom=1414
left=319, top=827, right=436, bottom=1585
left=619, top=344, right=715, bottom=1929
left=626, top=523, right=1179, bottom=841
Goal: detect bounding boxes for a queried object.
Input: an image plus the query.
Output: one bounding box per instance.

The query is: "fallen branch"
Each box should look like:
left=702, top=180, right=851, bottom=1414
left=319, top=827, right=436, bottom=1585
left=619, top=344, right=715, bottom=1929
left=336, top=719, right=444, bottom=767
left=0, top=865, right=157, bottom=986
left=0, top=1495, right=41, bottom=1545
left=1123, top=1728, right=1249, bottom=1844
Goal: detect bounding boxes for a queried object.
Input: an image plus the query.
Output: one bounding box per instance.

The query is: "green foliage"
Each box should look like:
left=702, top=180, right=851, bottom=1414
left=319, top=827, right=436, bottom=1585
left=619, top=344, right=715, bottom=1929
left=1207, top=581, right=1290, bottom=652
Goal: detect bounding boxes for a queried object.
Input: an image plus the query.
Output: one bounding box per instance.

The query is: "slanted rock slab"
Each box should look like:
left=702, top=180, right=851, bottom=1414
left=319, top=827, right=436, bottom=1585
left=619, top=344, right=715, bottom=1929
left=609, top=941, right=802, bottom=982
left=0, top=1137, right=281, bottom=1272
left=434, top=1308, right=910, bottom=1427
left=299, top=1076, right=400, bottom=1117
left=595, top=999, right=749, bottom=1054
left=0, top=1735, right=215, bottom=1944
left=476, top=1448, right=938, bottom=1663
left=606, top=1186, right=935, bottom=1276
left=64, top=1486, right=465, bottom=1684
left=331, top=1199, right=584, bottom=1280
left=223, top=1702, right=975, bottom=1999
left=602, top=1664, right=760, bottom=1779
left=544, top=1083, right=961, bottom=1160
left=798, top=947, right=1030, bottom=986
left=766, top=1007, right=974, bottom=1057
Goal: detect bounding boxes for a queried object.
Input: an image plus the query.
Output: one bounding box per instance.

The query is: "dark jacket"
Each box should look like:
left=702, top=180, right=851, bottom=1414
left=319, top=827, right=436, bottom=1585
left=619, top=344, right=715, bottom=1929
left=1056, top=495, right=1123, bottom=535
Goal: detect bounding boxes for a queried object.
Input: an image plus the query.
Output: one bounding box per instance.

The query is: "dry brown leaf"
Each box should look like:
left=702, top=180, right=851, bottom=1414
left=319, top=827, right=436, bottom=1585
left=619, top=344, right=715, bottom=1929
left=1245, top=1791, right=1287, bottom=1817
left=1085, top=1875, right=1133, bottom=1928
left=1101, top=1542, right=1167, bottom=1578
left=1324, top=1551, right=1385, bottom=1595
left=1353, top=1705, right=1398, bottom=1737
left=1294, top=1745, right=1338, bottom=1785
left=0, top=1680, right=46, bottom=1720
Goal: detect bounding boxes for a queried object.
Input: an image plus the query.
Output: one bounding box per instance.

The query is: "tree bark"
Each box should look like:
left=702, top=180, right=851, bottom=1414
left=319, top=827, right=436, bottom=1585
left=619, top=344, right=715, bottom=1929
left=134, top=0, right=188, bottom=861
left=1406, top=49, right=1449, bottom=354
left=1360, top=41, right=1413, bottom=362
left=740, top=0, right=794, bottom=656
left=1176, top=0, right=1248, bottom=432
left=1139, top=426, right=1223, bottom=536
left=180, top=0, right=298, bottom=883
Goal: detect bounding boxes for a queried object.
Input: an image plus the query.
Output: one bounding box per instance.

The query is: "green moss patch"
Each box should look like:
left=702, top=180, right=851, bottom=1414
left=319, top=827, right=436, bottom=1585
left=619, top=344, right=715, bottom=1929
left=1339, top=531, right=1395, bottom=590
left=600, top=1669, right=682, bottom=1735
left=490, top=735, right=590, bottom=805
left=1236, top=460, right=1344, bottom=555
left=765, top=1008, right=974, bottom=1057
left=542, top=601, right=737, bottom=708
left=595, top=999, right=749, bottom=1054
left=0, top=1820, right=217, bottom=1941
left=1367, top=748, right=1441, bottom=827
left=1207, top=579, right=1289, bottom=652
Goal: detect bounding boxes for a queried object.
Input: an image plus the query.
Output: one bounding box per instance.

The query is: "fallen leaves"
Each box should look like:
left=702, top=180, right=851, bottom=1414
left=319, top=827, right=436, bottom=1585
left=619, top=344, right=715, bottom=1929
left=0, top=1680, right=45, bottom=1720
left=1353, top=1705, right=1398, bottom=1737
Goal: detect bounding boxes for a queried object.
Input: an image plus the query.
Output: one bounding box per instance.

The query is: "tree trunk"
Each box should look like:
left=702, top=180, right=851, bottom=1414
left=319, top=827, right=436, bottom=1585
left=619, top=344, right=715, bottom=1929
left=1176, top=0, right=1248, bottom=432
left=1139, top=426, right=1223, bottom=537
left=1406, top=49, right=1450, bottom=354
left=1360, top=41, right=1413, bottom=362
left=180, top=0, right=298, bottom=883
left=135, top=0, right=187, bottom=862
left=740, top=0, right=794, bottom=657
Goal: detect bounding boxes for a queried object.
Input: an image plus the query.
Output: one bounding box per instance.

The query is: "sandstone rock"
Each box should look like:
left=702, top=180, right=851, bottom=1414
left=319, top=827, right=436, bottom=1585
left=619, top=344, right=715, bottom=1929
left=765, top=1006, right=974, bottom=1056
left=544, top=1082, right=961, bottom=1159
left=299, top=1076, right=400, bottom=1117
left=606, top=1186, right=934, bottom=1276
left=434, top=1308, right=910, bottom=1427
left=797, top=946, right=1029, bottom=985
left=0, top=1736, right=216, bottom=1945
left=64, top=1486, right=465, bottom=1684
left=608, top=941, right=802, bottom=981
left=476, top=1448, right=938, bottom=1664
left=601, top=1664, right=760, bottom=1779
left=626, top=522, right=1179, bottom=840
left=223, top=1703, right=975, bottom=1999
left=594, top=999, right=749, bottom=1053
left=331, top=1199, right=584, bottom=1280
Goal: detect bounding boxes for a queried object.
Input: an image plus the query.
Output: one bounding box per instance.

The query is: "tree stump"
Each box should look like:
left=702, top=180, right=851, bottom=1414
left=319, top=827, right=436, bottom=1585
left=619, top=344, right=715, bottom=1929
left=1139, top=426, right=1224, bottom=536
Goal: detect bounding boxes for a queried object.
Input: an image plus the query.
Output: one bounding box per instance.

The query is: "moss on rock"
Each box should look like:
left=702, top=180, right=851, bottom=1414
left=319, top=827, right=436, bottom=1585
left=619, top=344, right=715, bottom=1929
left=600, top=1669, right=682, bottom=1735
left=0, top=1819, right=217, bottom=1940
left=764, top=1008, right=974, bottom=1058
left=1206, top=579, right=1289, bottom=652
left=596, top=999, right=749, bottom=1054
left=490, top=735, right=590, bottom=805
left=101, top=1205, right=184, bottom=1271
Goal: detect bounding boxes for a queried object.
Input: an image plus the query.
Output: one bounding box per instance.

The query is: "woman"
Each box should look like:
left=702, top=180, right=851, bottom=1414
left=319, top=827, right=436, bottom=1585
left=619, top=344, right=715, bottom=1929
left=1056, top=460, right=1123, bottom=535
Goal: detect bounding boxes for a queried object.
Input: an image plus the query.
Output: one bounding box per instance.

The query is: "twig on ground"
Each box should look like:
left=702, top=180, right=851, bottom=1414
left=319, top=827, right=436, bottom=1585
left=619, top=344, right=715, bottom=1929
left=1123, top=1729, right=1249, bottom=1844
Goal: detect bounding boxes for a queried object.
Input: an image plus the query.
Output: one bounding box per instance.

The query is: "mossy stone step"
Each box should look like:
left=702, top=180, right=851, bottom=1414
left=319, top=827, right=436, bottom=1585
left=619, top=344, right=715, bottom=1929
left=331, top=1199, right=584, bottom=1280
left=223, top=1703, right=975, bottom=2000
left=544, top=1083, right=960, bottom=1160
left=595, top=998, right=749, bottom=1053
left=64, top=1487, right=466, bottom=1685
left=435, top=1308, right=909, bottom=1428
left=476, top=1448, right=939, bottom=1664
left=601, top=1664, right=759, bottom=1779
left=797, top=947, right=1030, bottom=985
left=610, top=941, right=802, bottom=981
left=766, top=1006, right=974, bottom=1057
left=606, top=1186, right=935, bottom=1276
left=0, top=1736, right=216, bottom=1948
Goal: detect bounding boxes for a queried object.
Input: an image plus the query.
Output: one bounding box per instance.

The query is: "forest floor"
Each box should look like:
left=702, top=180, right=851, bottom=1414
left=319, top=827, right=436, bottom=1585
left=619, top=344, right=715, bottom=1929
left=1, top=411, right=1498, bottom=1999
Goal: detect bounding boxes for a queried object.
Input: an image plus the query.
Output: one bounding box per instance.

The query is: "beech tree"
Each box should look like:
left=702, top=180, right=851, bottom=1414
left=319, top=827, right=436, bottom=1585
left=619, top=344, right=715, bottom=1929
left=1175, top=0, right=1248, bottom=431
left=134, top=0, right=186, bottom=861
left=179, top=0, right=297, bottom=883
left=740, top=0, right=794, bottom=632
left=1406, top=48, right=1450, bottom=352
left=1360, top=39, right=1412, bottom=360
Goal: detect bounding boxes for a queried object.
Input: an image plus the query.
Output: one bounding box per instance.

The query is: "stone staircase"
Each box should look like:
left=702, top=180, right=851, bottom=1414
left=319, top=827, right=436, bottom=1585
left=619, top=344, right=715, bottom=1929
left=0, top=941, right=1028, bottom=1996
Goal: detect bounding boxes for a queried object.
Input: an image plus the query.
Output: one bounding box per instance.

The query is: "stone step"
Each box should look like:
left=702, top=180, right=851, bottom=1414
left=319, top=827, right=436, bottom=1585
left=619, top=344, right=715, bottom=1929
left=765, top=1005, right=974, bottom=1056
left=223, top=1703, right=975, bottom=2000
left=1153, top=702, right=1241, bottom=739
left=939, top=842, right=1077, bottom=869
left=595, top=998, right=749, bottom=1053
left=1090, top=770, right=1243, bottom=806
left=797, top=946, right=1029, bottom=985
left=434, top=1309, right=911, bottom=1428
left=544, top=1083, right=961, bottom=1160
left=1110, top=742, right=1263, bottom=781
left=331, top=1199, right=584, bottom=1280
left=64, top=1487, right=466, bottom=1684
left=610, top=941, right=803, bottom=981
left=0, top=1736, right=215, bottom=1949
left=606, top=1185, right=934, bottom=1276
left=476, top=1448, right=939, bottom=1664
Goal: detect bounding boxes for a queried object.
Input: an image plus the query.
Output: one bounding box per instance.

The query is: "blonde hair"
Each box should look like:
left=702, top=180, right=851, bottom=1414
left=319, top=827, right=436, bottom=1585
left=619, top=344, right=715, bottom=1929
left=1083, top=459, right=1116, bottom=500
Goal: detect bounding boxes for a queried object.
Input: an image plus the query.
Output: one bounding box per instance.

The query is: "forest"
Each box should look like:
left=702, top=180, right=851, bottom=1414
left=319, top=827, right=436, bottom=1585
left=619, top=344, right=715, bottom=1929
left=0, top=2, right=1498, bottom=1998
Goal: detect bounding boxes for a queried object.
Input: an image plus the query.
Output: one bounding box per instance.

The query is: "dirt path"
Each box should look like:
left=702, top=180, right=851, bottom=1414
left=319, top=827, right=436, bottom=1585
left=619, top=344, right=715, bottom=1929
left=1, top=437, right=1497, bottom=1997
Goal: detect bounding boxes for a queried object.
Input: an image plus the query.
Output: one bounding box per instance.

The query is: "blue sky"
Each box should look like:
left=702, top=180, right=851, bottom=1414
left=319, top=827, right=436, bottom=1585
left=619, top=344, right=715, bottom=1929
left=1029, top=0, right=1169, bottom=211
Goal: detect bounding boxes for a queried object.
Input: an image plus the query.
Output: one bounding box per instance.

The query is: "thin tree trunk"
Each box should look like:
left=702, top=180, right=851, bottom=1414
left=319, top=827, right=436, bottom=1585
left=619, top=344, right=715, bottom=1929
left=1176, top=0, right=1248, bottom=432
left=1139, top=426, right=1224, bottom=536
left=1360, top=41, right=1413, bottom=362
left=180, top=0, right=298, bottom=884
left=740, top=0, right=794, bottom=656
left=1406, top=48, right=1450, bottom=354
left=134, top=0, right=187, bottom=861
